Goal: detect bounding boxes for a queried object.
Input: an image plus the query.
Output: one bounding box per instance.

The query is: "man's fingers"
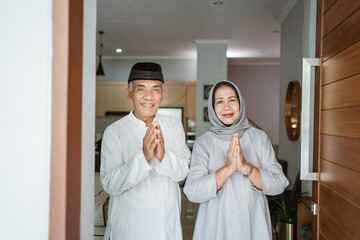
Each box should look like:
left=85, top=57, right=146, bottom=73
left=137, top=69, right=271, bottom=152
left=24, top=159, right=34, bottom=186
left=153, top=122, right=165, bottom=142
left=144, top=125, right=156, bottom=143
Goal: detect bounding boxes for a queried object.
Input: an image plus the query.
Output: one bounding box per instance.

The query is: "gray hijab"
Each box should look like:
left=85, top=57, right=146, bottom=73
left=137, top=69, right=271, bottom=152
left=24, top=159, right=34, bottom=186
left=208, top=80, right=250, bottom=141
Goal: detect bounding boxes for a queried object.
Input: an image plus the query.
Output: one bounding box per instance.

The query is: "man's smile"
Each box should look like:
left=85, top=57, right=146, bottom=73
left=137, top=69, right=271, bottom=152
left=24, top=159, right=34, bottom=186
left=141, top=103, right=155, bottom=107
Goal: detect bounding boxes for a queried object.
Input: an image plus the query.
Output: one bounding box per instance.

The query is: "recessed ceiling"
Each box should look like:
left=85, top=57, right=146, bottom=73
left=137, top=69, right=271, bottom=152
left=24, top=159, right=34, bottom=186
left=96, top=0, right=293, bottom=59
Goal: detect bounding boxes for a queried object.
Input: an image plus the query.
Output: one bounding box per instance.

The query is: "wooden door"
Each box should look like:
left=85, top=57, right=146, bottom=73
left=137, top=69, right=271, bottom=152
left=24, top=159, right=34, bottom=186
left=314, top=0, right=360, bottom=239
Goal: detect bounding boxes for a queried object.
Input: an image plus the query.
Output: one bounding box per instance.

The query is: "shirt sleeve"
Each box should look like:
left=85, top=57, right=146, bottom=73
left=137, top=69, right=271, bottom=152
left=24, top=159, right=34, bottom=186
left=154, top=119, right=190, bottom=182
left=256, top=133, right=289, bottom=195
left=100, top=125, right=152, bottom=197
left=183, top=137, right=218, bottom=203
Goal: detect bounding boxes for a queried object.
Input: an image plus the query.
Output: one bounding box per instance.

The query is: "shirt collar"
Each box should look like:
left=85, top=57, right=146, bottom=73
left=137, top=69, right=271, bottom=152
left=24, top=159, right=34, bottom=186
left=129, top=110, right=159, bottom=128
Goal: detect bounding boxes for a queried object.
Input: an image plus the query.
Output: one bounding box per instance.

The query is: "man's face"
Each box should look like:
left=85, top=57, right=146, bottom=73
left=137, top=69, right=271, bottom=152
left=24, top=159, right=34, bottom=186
left=125, top=80, right=166, bottom=122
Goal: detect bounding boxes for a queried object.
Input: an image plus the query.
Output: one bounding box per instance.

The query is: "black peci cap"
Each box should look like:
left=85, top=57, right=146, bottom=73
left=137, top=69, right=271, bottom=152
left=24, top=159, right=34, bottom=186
left=128, top=62, right=164, bottom=83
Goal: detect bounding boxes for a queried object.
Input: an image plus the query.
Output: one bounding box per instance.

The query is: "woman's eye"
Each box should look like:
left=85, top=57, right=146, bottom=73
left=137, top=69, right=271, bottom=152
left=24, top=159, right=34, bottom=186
left=230, top=98, right=236, bottom=102
left=216, top=100, right=223, bottom=104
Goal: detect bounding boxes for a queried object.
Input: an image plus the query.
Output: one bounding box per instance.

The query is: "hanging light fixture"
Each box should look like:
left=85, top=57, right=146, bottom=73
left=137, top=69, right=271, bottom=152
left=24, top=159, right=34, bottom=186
left=96, top=31, right=105, bottom=77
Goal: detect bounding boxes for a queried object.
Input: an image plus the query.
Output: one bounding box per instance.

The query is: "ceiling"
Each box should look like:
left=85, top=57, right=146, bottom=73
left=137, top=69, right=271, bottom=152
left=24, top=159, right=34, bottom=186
left=96, top=0, right=294, bottom=59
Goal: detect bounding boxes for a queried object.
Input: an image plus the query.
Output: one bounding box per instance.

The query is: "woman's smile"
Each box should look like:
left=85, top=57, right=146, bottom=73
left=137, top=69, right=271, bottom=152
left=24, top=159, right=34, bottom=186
left=223, top=113, right=234, bottom=118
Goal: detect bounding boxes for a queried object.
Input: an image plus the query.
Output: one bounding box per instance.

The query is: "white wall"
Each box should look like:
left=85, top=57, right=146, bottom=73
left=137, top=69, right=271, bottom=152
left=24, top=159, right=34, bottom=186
left=81, top=0, right=97, bottom=239
left=279, top=0, right=316, bottom=189
left=0, top=1, right=52, bottom=239
left=228, top=64, right=280, bottom=144
left=96, top=58, right=197, bottom=82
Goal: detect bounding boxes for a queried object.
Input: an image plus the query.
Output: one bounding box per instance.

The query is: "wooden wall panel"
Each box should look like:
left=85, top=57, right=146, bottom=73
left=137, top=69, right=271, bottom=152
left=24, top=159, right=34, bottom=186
left=319, top=208, right=356, bottom=240
left=322, top=0, right=360, bottom=37
left=321, top=135, right=360, bottom=173
left=319, top=2, right=360, bottom=239
left=185, top=82, right=196, bottom=118
left=322, top=41, right=360, bottom=85
left=321, top=74, right=360, bottom=109
left=160, top=82, right=186, bottom=107
left=322, top=9, right=360, bottom=61
left=322, top=0, right=336, bottom=14
left=321, top=159, right=360, bottom=206
left=319, top=232, right=327, bottom=240
left=320, top=184, right=360, bottom=238
left=321, top=107, right=360, bottom=138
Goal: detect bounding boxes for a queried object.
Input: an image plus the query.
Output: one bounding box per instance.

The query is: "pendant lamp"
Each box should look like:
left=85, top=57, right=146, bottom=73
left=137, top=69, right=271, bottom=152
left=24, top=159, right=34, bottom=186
left=96, top=31, right=105, bottom=77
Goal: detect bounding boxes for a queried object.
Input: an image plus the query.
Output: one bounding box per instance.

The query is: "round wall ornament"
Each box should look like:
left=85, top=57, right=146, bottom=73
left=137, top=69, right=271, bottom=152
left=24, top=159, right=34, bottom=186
left=285, top=81, right=301, bottom=141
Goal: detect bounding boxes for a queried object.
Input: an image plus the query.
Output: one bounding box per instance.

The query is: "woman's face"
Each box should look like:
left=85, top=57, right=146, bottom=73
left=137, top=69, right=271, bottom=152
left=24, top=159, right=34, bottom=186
left=214, top=84, right=240, bottom=125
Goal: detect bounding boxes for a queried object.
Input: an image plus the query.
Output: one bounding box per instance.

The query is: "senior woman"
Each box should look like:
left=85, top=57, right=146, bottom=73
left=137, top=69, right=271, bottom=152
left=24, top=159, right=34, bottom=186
left=184, top=80, right=289, bottom=240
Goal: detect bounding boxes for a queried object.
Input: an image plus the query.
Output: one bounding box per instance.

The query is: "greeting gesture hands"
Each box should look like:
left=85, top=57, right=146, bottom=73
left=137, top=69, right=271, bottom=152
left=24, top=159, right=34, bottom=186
left=153, top=122, right=165, bottom=161
left=217, top=133, right=262, bottom=191
left=225, top=133, right=250, bottom=175
left=237, top=142, right=252, bottom=176
left=142, top=121, right=165, bottom=162
left=225, top=133, right=240, bottom=174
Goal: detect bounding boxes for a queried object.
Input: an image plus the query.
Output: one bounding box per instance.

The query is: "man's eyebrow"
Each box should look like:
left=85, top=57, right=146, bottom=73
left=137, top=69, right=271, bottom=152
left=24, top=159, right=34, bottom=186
left=135, top=84, right=146, bottom=88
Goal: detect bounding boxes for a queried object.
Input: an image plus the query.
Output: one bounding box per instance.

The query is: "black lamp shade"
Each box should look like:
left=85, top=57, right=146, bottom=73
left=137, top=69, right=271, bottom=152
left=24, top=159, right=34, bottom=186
left=96, top=57, right=105, bottom=77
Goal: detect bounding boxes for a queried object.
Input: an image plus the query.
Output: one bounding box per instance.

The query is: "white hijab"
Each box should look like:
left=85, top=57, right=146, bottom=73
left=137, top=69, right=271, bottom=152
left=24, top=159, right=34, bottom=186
left=208, top=80, right=250, bottom=141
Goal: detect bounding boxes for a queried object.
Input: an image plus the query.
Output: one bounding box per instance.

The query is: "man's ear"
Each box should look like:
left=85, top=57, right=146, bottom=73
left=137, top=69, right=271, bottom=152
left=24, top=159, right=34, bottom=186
left=161, top=89, right=166, bottom=102
left=125, top=88, right=132, bottom=101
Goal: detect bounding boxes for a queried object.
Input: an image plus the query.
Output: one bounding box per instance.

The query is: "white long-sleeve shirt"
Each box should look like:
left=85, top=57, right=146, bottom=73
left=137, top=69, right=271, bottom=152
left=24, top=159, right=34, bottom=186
left=100, top=111, right=190, bottom=240
left=184, top=127, right=289, bottom=240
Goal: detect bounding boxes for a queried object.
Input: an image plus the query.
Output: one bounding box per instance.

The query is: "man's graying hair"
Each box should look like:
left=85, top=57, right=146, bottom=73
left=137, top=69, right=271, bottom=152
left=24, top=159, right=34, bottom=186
left=128, top=81, right=165, bottom=91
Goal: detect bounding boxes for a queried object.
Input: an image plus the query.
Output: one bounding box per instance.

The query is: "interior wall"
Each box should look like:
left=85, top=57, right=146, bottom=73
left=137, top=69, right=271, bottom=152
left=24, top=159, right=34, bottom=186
left=81, top=0, right=96, bottom=239
left=96, top=58, right=197, bottom=82
left=0, top=0, right=52, bottom=239
left=228, top=64, right=280, bottom=145
left=279, top=0, right=316, bottom=189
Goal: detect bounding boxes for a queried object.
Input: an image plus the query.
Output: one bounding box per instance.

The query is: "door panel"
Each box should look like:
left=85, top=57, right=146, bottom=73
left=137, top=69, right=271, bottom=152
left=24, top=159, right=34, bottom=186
left=323, top=9, right=360, bottom=60
left=322, top=0, right=336, bottom=14
left=320, top=184, right=360, bottom=236
left=321, top=107, right=360, bottom=138
left=316, top=1, right=360, bottom=239
left=322, top=0, right=360, bottom=37
left=322, top=41, right=360, bottom=84
left=320, top=135, right=360, bottom=172
left=319, top=208, right=356, bottom=240
left=321, top=159, right=360, bottom=205
left=321, top=74, right=360, bottom=109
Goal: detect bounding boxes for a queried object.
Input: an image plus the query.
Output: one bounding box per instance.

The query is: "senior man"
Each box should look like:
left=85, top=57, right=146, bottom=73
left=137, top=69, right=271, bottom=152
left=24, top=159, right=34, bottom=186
left=100, top=62, right=190, bottom=240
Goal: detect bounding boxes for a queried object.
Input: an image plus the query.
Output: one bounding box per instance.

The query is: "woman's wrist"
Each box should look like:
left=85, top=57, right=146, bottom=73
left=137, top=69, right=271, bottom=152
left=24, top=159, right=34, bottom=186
left=224, top=165, right=236, bottom=176
left=242, top=162, right=254, bottom=178
left=239, top=162, right=251, bottom=175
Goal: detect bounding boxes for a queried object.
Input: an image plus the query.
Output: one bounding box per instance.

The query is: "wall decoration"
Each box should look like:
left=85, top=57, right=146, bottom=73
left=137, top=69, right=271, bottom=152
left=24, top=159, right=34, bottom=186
left=203, top=85, right=213, bottom=100
left=203, top=107, right=210, bottom=122
left=285, top=81, right=301, bottom=141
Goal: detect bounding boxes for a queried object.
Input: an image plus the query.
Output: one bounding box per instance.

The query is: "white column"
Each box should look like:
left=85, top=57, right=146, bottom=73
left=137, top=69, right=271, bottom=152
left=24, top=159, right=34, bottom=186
left=0, top=0, right=52, bottom=239
left=195, top=40, right=228, bottom=138
left=81, top=0, right=97, bottom=239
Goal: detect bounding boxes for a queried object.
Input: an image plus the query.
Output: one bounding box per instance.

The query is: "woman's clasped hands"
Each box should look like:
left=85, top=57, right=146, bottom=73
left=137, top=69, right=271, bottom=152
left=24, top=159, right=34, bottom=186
left=225, top=133, right=250, bottom=176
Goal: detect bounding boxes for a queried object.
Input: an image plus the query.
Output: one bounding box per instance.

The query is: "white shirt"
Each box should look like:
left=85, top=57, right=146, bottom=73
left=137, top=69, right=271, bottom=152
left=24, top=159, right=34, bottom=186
left=100, top=111, right=190, bottom=240
left=184, top=127, right=289, bottom=240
